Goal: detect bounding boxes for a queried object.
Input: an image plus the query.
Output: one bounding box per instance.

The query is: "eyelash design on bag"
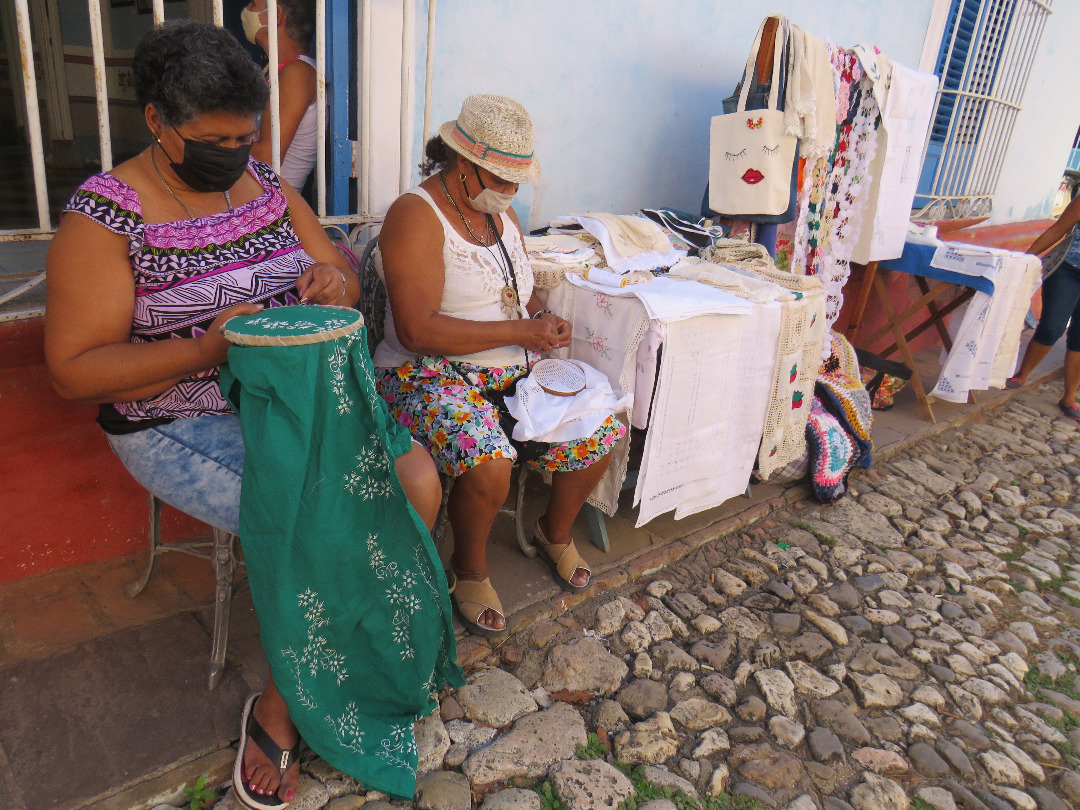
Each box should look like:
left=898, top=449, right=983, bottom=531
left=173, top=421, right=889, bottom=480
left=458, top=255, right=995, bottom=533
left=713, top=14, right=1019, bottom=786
left=762, top=145, right=780, bottom=155
left=725, top=149, right=747, bottom=162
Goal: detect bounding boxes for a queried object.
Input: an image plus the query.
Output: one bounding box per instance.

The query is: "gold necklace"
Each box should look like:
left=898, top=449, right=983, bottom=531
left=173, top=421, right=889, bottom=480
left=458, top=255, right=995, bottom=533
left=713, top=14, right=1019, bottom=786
left=151, top=145, right=231, bottom=219
left=437, top=173, right=518, bottom=315
left=438, top=173, right=492, bottom=246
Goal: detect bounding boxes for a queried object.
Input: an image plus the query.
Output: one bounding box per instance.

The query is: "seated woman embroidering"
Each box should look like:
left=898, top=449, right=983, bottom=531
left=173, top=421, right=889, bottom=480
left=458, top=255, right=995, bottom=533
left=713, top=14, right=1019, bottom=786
left=44, top=21, right=456, bottom=808
left=374, top=94, right=627, bottom=637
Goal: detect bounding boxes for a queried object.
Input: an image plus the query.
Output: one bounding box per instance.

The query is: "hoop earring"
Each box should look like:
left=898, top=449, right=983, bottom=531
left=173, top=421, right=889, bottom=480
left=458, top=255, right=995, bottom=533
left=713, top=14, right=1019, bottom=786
left=459, top=173, right=467, bottom=183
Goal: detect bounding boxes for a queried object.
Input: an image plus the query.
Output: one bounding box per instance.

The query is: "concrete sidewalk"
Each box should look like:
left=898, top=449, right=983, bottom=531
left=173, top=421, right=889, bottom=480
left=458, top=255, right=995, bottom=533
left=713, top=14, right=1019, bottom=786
left=0, top=336, right=1067, bottom=810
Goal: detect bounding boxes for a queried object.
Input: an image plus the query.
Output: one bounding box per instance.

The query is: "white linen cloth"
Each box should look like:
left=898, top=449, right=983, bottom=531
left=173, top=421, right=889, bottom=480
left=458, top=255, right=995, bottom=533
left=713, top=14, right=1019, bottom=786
left=783, top=24, right=836, bottom=160
left=849, top=58, right=939, bottom=263
left=505, top=360, right=633, bottom=443
left=667, top=258, right=794, bottom=303
left=930, top=244, right=1002, bottom=283
left=545, top=283, right=650, bottom=516
left=635, top=303, right=783, bottom=524
left=930, top=250, right=1042, bottom=403
left=573, top=215, right=687, bottom=274
left=566, top=274, right=751, bottom=322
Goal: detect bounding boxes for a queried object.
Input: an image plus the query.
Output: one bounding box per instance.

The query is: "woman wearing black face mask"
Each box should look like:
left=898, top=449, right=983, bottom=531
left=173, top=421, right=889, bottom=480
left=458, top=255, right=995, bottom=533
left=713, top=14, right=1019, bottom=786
left=44, top=20, right=447, bottom=810
left=373, top=94, right=627, bottom=638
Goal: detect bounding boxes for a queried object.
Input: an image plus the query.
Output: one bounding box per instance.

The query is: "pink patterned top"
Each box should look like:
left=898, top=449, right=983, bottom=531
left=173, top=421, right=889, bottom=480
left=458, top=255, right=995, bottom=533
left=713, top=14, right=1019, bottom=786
left=63, top=158, right=312, bottom=433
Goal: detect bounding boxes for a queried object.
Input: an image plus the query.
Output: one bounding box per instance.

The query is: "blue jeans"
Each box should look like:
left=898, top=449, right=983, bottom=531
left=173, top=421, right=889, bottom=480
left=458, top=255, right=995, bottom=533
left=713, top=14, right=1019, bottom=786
left=1034, top=261, right=1080, bottom=352
left=107, top=414, right=244, bottom=535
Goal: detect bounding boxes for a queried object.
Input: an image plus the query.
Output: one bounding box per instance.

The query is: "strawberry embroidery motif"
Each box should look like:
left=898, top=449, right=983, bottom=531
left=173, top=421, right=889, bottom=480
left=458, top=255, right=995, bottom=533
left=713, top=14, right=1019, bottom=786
left=789, top=364, right=797, bottom=384
left=792, top=392, right=804, bottom=409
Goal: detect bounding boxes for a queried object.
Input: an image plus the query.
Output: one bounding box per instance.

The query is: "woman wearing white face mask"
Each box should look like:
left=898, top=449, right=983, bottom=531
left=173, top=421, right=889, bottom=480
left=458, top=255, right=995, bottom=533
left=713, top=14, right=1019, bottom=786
left=240, top=0, right=317, bottom=191
left=374, top=94, right=626, bottom=638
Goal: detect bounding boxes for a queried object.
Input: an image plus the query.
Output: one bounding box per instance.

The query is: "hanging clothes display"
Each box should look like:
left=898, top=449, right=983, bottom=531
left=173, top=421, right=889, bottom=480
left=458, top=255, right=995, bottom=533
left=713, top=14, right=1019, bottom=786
left=849, top=50, right=940, bottom=263
left=220, top=305, right=464, bottom=800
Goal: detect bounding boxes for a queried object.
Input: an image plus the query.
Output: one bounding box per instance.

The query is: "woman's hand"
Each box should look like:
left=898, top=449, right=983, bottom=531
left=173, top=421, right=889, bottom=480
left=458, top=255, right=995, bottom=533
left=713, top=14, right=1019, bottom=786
left=297, top=261, right=352, bottom=305
left=199, top=302, right=266, bottom=365
left=517, top=315, right=569, bottom=353
left=539, top=312, right=573, bottom=346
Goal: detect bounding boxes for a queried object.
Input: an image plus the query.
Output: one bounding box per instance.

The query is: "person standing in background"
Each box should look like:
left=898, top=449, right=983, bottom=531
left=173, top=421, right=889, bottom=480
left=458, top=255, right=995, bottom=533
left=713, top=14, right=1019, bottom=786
left=242, top=0, right=318, bottom=193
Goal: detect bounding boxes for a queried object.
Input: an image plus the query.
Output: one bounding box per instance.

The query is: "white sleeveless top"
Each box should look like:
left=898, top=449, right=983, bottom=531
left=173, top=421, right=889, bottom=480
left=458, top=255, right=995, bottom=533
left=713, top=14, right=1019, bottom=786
left=278, top=55, right=317, bottom=190
left=372, top=185, right=533, bottom=369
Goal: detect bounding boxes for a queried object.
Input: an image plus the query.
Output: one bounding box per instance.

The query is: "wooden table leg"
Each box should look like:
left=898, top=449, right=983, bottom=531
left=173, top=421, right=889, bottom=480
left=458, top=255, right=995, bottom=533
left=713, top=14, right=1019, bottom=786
left=874, top=272, right=936, bottom=423
left=843, top=261, right=877, bottom=344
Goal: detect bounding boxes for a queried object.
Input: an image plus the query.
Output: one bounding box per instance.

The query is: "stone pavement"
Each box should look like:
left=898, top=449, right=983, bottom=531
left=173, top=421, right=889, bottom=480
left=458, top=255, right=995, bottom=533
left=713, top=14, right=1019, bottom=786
left=196, top=380, right=1080, bottom=810
left=0, top=349, right=1071, bottom=810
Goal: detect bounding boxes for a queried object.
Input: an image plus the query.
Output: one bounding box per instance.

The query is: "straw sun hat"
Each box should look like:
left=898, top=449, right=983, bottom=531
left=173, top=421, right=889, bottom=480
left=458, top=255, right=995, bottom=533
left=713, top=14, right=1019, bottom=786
left=438, top=94, right=541, bottom=185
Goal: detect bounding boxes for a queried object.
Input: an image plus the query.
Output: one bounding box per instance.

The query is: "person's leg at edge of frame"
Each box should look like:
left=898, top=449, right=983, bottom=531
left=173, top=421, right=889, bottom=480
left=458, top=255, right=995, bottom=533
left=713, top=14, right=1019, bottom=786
left=538, top=452, right=614, bottom=588
left=447, top=457, right=513, bottom=631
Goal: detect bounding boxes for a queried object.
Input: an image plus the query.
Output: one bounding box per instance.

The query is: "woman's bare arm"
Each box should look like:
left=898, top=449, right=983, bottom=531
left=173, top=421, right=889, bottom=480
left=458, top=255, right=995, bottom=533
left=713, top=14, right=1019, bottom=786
left=44, top=212, right=260, bottom=403
left=379, top=193, right=559, bottom=356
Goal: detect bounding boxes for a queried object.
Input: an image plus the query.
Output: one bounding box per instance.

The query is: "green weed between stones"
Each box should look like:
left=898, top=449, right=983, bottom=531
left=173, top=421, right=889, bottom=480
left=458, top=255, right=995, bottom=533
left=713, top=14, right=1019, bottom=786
left=557, top=734, right=763, bottom=810
left=911, top=799, right=936, bottom=810
left=1024, top=666, right=1080, bottom=702
left=181, top=775, right=216, bottom=810
left=792, top=522, right=837, bottom=547
left=997, top=546, right=1027, bottom=563
left=1053, top=739, right=1080, bottom=766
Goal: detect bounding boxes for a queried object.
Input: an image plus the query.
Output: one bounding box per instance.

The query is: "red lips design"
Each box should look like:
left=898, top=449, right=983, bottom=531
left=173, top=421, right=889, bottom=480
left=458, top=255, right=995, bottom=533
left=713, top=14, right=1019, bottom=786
left=742, top=169, right=764, bottom=185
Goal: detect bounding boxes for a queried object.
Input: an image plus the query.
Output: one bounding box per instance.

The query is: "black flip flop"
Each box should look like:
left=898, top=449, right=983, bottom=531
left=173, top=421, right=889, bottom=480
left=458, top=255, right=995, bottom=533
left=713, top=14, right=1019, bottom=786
left=1060, top=402, right=1080, bottom=423
left=232, top=693, right=302, bottom=810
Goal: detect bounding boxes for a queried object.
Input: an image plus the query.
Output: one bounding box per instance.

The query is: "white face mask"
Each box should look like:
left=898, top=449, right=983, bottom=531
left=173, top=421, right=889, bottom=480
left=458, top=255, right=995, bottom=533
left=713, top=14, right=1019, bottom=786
left=465, top=167, right=515, bottom=214
left=240, top=7, right=266, bottom=43
left=467, top=187, right=515, bottom=215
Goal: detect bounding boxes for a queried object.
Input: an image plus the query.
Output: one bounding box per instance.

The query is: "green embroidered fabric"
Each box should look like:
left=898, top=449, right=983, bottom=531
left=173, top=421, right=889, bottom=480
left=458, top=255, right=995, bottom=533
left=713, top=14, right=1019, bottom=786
left=220, top=305, right=463, bottom=799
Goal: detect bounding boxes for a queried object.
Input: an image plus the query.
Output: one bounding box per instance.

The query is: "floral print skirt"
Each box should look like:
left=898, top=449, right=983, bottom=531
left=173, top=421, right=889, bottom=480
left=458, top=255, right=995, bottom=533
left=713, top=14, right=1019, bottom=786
left=376, top=355, right=626, bottom=477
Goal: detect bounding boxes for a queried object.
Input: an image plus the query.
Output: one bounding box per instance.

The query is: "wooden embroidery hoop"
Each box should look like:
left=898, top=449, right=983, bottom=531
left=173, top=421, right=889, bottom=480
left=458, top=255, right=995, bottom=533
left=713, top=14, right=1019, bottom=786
left=532, top=358, right=586, bottom=397
left=222, top=304, right=364, bottom=346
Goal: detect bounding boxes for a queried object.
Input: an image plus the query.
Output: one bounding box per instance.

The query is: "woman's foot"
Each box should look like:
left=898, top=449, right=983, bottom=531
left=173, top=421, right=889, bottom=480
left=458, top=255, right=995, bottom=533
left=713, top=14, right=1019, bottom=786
left=1060, top=401, right=1080, bottom=422
left=1005, top=376, right=1024, bottom=390
left=449, top=569, right=507, bottom=636
left=238, top=692, right=301, bottom=806
left=533, top=516, right=590, bottom=592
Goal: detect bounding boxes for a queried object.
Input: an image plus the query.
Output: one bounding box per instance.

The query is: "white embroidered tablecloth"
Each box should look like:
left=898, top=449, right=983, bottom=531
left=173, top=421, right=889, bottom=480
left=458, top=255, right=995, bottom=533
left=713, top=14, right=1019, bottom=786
left=636, top=302, right=783, bottom=525
left=930, top=249, right=1041, bottom=403
left=546, top=283, right=649, bottom=516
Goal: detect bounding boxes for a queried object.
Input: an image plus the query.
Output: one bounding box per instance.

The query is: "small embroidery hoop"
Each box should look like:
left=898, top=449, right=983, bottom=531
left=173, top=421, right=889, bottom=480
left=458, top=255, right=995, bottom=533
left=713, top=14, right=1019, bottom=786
left=222, top=304, right=364, bottom=346
left=531, top=358, right=586, bottom=397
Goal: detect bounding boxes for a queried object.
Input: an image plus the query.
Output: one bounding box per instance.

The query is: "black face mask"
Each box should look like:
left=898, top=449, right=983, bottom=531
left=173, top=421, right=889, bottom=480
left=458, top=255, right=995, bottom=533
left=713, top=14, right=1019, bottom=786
left=160, top=126, right=251, bottom=193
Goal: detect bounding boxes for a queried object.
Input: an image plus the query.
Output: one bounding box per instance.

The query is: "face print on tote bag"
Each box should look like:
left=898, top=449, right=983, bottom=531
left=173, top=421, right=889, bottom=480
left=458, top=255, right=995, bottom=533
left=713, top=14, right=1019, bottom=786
left=709, top=18, right=798, bottom=218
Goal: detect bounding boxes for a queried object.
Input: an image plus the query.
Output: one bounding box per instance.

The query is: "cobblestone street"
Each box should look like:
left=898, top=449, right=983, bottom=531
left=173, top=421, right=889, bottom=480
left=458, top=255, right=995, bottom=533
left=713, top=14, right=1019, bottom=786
left=204, top=380, right=1080, bottom=810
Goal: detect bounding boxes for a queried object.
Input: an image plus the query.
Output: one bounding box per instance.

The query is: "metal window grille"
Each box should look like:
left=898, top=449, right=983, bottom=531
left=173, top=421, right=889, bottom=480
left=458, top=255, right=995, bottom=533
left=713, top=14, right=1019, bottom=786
left=915, top=0, right=1053, bottom=220
left=1, top=0, right=435, bottom=314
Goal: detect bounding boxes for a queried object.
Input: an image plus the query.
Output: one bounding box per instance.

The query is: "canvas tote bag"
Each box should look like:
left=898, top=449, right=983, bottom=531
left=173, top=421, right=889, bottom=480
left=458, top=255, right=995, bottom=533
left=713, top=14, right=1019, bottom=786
left=709, top=17, right=798, bottom=218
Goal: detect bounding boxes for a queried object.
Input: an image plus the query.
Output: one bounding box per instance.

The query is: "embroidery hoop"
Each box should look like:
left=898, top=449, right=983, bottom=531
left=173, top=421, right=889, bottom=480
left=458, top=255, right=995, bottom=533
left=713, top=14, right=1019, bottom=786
left=531, top=358, right=586, bottom=397
left=223, top=304, right=363, bottom=346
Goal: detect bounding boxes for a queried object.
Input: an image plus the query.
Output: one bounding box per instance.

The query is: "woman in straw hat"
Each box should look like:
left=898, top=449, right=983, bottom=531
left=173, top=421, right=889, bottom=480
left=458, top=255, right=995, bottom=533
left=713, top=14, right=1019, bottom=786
left=373, top=94, right=626, bottom=637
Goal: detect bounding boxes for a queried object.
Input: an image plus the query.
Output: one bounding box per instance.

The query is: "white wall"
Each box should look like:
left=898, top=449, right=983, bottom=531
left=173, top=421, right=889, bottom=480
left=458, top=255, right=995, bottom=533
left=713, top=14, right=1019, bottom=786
left=410, top=0, right=936, bottom=230
left=987, top=2, right=1080, bottom=224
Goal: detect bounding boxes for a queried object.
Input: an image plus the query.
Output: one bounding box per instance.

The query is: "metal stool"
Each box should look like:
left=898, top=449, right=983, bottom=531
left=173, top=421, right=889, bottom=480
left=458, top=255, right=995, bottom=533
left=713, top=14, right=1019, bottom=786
left=126, top=493, right=244, bottom=690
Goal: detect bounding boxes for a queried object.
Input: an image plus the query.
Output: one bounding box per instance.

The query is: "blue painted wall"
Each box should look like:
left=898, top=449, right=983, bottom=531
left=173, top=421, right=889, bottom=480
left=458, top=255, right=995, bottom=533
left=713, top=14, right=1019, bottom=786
left=412, top=1, right=935, bottom=229
left=410, top=0, right=1079, bottom=228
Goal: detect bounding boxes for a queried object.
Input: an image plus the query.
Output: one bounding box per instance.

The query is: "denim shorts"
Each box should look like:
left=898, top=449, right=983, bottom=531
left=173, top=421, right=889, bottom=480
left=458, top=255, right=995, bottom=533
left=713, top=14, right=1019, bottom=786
left=1034, top=261, right=1080, bottom=352
left=107, top=414, right=244, bottom=535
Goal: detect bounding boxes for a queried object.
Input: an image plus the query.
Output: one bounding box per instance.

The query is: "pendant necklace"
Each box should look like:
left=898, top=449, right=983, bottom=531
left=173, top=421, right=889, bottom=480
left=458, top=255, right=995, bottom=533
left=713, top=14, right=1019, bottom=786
left=439, top=173, right=519, bottom=315
left=151, top=145, right=231, bottom=219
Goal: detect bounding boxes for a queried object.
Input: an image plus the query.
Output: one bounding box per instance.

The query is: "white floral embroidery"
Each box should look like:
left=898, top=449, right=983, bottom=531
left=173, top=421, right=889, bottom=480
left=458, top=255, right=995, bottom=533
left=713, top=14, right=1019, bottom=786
left=326, top=701, right=366, bottom=753
left=343, top=437, right=393, bottom=497
left=329, top=340, right=353, bottom=415
left=243, top=316, right=353, bottom=332
left=377, top=724, right=416, bottom=771
left=367, top=533, right=419, bottom=661
left=281, top=589, right=350, bottom=710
